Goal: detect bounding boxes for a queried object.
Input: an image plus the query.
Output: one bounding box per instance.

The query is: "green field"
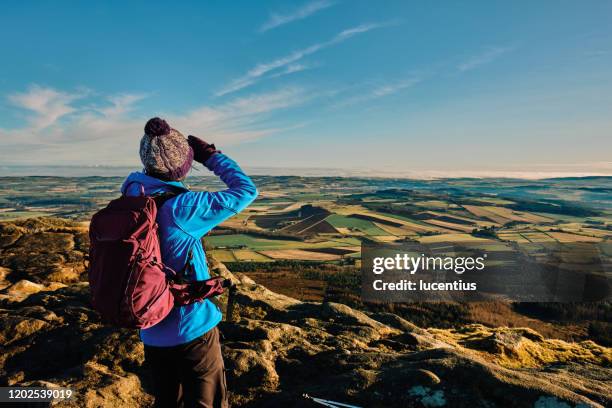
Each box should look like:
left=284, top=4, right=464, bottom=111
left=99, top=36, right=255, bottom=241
left=0, top=211, right=50, bottom=220
left=325, top=214, right=389, bottom=236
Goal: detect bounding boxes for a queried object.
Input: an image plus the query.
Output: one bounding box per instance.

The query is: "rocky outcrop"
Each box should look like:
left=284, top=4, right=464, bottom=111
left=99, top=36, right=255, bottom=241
left=0, top=218, right=88, bottom=284
left=0, top=218, right=610, bottom=407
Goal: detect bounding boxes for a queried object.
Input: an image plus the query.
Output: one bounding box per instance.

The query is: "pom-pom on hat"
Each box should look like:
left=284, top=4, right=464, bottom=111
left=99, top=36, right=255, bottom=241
left=144, top=117, right=171, bottom=136
left=139, top=117, right=194, bottom=181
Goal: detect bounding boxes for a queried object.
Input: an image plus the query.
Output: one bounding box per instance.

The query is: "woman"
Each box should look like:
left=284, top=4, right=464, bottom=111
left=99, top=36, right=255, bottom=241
left=122, top=117, right=257, bottom=407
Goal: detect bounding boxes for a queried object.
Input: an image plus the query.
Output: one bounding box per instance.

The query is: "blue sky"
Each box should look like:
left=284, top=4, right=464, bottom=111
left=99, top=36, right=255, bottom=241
left=1, top=1, right=611, bottom=177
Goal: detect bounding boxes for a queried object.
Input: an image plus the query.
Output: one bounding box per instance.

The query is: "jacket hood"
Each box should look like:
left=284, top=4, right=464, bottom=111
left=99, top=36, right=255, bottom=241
left=121, top=171, right=190, bottom=197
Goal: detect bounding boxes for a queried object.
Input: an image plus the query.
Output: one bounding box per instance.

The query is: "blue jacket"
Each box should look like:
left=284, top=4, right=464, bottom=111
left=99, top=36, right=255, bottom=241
left=121, top=153, right=257, bottom=347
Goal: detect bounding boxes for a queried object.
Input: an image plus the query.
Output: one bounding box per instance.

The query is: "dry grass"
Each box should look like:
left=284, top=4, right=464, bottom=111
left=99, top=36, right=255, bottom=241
left=372, top=222, right=419, bottom=238
left=232, top=250, right=272, bottom=261
left=463, top=205, right=508, bottom=225
left=423, top=219, right=475, bottom=233
left=258, top=249, right=341, bottom=261
left=210, top=249, right=237, bottom=262
left=547, top=232, right=601, bottom=243
left=428, top=324, right=612, bottom=368
left=418, top=233, right=491, bottom=243
left=245, top=271, right=327, bottom=301
left=466, top=302, right=585, bottom=341
left=482, top=206, right=553, bottom=224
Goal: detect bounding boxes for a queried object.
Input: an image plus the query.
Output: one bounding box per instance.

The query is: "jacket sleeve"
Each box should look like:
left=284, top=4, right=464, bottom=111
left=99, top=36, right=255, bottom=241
left=173, top=153, right=258, bottom=238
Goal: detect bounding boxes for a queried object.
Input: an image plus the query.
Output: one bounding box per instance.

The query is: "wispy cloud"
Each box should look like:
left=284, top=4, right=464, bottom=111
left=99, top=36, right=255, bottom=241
left=8, top=85, right=86, bottom=129
left=216, top=22, right=389, bottom=97
left=259, top=0, right=336, bottom=33
left=333, top=77, right=421, bottom=108
left=457, top=46, right=512, bottom=72
left=173, top=87, right=310, bottom=134
left=0, top=85, right=311, bottom=165
left=96, top=93, right=148, bottom=117
left=268, top=63, right=316, bottom=79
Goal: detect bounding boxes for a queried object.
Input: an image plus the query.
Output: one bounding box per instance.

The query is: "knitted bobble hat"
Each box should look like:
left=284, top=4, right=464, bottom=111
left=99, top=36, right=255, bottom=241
left=139, top=117, right=194, bottom=181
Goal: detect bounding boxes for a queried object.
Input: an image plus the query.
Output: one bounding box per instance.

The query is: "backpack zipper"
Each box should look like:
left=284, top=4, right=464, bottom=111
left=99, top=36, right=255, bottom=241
left=121, top=250, right=142, bottom=323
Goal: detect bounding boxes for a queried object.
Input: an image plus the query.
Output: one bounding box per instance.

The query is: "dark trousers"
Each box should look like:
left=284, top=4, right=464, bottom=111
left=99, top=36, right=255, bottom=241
left=144, top=327, right=229, bottom=408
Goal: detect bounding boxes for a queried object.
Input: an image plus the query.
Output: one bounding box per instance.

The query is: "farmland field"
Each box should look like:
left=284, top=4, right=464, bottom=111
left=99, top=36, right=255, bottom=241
left=259, top=249, right=341, bottom=261
left=0, top=175, right=609, bottom=263
left=232, top=250, right=272, bottom=261
left=325, top=214, right=389, bottom=236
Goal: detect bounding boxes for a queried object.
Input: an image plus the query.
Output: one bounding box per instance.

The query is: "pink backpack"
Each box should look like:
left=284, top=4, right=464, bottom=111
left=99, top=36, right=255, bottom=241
left=88, top=186, right=227, bottom=329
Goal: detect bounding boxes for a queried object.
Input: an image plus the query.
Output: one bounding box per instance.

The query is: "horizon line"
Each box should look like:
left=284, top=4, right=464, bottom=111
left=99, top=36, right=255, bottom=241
left=1, top=164, right=611, bottom=181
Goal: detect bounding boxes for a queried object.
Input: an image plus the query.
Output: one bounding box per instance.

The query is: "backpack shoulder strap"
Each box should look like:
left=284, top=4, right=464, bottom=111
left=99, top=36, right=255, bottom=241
left=123, top=181, right=145, bottom=197
left=151, top=182, right=187, bottom=208
left=152, top=192, right=176, bottom=209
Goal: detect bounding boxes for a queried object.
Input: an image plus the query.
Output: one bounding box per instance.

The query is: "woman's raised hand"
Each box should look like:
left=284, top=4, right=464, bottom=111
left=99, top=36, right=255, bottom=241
left=187, top=135, right=219, bottom=164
